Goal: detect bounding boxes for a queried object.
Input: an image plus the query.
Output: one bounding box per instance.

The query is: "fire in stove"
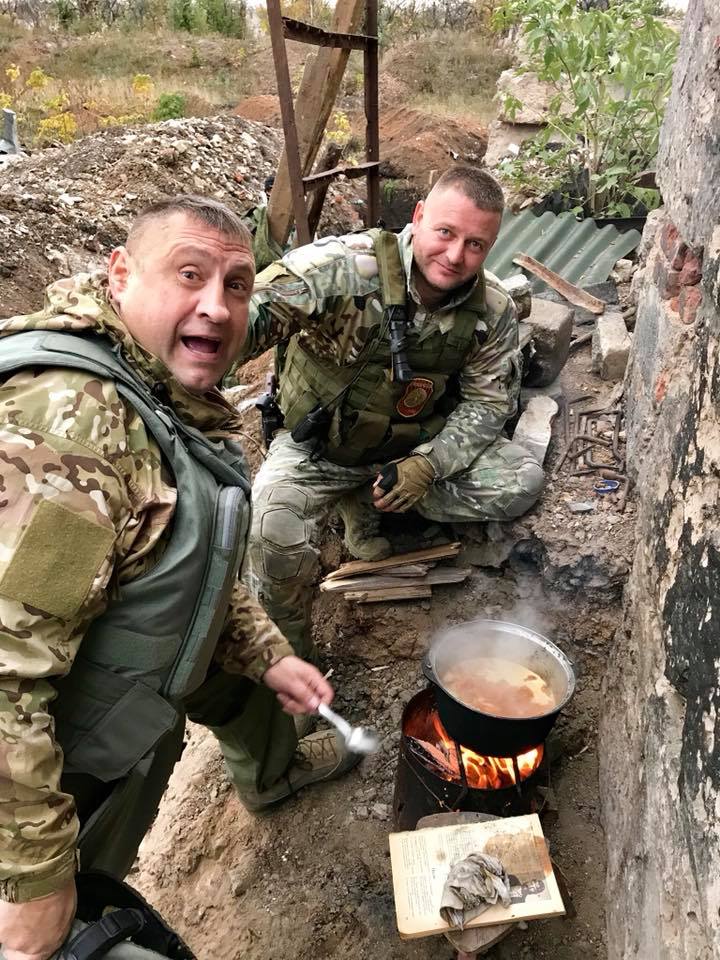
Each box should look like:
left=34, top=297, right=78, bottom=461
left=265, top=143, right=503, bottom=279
left=393, top=688, right=551, bottom=830
left=405, top=687, right=544, bottom=790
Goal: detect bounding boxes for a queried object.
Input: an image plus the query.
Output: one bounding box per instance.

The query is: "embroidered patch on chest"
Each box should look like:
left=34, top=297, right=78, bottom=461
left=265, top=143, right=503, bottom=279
left=396, top=377, right=434, bottom=418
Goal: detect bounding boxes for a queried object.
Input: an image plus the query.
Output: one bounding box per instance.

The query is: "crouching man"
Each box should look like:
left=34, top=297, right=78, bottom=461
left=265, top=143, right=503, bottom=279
left=236, top=166, right=544, bottom=659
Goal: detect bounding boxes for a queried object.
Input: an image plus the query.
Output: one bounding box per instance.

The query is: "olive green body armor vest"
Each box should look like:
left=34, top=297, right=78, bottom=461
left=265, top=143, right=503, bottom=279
left=0, top=330, right=250, bottom=792
left=277, top=231, right=486, bottom=466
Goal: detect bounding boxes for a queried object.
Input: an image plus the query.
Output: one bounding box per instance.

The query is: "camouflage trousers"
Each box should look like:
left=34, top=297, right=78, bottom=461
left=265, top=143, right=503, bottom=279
left=243, top=429, right=544, bottom=653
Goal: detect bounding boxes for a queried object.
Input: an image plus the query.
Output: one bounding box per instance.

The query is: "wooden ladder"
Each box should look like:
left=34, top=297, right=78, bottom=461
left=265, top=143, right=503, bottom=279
left=265, top=0, right=380, bottom=247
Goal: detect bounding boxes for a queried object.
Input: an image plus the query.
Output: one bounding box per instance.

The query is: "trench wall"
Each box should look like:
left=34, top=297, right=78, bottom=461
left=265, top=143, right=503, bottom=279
left=599, top=2, right=720, bottom=957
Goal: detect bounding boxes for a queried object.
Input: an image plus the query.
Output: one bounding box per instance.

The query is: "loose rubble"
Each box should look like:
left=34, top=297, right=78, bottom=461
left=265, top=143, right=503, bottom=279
left=0, top=115, right=363, bottom=317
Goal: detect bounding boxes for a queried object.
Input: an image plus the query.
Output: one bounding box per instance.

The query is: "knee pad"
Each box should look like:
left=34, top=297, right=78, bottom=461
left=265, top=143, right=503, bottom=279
left=253, top=485, right=315, bottom=583
left=502, top=459, right=544, bottom=517
left=518, top=459, right=545, bottom=500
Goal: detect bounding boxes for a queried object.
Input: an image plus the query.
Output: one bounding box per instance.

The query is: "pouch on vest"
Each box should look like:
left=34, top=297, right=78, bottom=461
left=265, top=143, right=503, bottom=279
left=277, top=231, right=485, bottom=465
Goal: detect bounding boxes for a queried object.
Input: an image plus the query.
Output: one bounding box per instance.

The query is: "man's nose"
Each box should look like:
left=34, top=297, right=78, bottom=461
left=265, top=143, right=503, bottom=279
left=198, top=278, right=231, bottom=322
left=445, top=240, right=464, bottom=265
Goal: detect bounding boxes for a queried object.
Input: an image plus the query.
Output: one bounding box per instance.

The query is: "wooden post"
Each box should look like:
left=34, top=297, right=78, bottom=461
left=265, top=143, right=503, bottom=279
left=306, top=141, right=344, bottom=237
left=364, top=0, right=380, bottom=227
left=267, top=0, right=366, bottom=248
left=266, top=0, right=312, bottom=245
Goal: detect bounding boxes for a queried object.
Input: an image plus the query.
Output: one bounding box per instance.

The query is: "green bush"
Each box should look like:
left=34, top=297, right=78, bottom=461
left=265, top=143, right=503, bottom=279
left=169, top=0, right=206, bottom=32
left=55, top=0, right=77, bottom=28
left=152, top=91, right=186, bottom=119
left=203, top=0, right=245, bottom=37
left=168, top=0, right=245, bottom=35
left=493, top=0, right=679, bottom=217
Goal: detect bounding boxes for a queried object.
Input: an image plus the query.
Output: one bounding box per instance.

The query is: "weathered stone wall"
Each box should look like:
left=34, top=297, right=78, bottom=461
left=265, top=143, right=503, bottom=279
left=600, top=2, right=720, bottom=957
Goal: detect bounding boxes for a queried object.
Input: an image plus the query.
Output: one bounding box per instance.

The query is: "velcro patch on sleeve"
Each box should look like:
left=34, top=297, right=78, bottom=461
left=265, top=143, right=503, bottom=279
left=0, top=499, right=115, bottom=622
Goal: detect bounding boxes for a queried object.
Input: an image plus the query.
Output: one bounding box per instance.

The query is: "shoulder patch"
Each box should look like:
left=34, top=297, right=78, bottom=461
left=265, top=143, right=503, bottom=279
left=0, top=499, right=114, bottom=621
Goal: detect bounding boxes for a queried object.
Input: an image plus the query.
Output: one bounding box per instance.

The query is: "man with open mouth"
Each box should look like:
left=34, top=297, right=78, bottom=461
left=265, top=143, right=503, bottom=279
left=0, top=195, right=358, bottom=960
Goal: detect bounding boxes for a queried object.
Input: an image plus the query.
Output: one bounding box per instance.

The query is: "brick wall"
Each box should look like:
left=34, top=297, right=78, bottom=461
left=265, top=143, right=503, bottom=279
left=654, top=221, right=704, bottom=325
left=600, top=2, right=720, bottom=958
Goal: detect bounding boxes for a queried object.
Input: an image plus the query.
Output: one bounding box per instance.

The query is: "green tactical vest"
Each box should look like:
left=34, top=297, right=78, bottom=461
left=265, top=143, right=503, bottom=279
left=277, top=230, right=486, bottom=466
left=0, top=330, right=251, bottom=786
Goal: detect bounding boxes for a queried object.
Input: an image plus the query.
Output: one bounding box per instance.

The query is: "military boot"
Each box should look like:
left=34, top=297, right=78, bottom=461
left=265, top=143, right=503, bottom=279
left=238, top=729, right=362, bottom=813
left=336, top=490, right=392, bottom=561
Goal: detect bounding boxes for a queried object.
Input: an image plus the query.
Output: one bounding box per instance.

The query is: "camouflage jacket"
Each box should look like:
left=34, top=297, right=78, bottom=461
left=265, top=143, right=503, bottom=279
left=238, top=225, right=521, bottom=478
left=0, top=275, right=293, bottom=903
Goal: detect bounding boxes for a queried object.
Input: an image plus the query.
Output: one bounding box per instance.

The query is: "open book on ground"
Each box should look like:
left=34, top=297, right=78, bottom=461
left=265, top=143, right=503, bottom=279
left=389, top=813, right=565, bottom=939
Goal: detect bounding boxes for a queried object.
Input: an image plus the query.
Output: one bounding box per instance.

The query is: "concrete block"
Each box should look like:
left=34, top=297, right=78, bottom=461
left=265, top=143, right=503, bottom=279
left=496, top=69, right=571, bottom=124
left=501, top=274, right=532, bottom=298
left=592, top=311, right=631, bottom=381
left=524, top=298, right=574, bottom=387
left=483, top=118, right=545, bottom=166
left=498, top=273, right=532, bottom=320
left=512, top=395, right=559, bottom=465
left=520, top=376, right=564, bottom=410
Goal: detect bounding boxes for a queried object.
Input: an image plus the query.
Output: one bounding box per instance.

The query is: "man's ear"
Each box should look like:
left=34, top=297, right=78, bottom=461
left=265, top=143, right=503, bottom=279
left=411, top=200, right=424, bottom=231
left=107, top=246, right=131, bottom=302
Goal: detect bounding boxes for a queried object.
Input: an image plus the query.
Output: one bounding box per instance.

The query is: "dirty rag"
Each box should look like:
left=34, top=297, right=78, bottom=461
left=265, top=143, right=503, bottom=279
left=439, top=852, right=512, bottom=930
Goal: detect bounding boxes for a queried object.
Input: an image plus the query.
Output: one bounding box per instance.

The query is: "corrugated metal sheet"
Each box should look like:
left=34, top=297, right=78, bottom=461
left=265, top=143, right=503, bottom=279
left=485, top=209, right=642, bottom=292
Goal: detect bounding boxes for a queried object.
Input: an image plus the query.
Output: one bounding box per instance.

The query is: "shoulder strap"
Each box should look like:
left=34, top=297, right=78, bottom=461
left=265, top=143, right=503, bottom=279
left=373, top=230, right=407, bottom=308
left=464, top=268, right=487, bottom=316
left=0, top=331, right=249, bottom=492
left=60, top=910, right=146, bottom=960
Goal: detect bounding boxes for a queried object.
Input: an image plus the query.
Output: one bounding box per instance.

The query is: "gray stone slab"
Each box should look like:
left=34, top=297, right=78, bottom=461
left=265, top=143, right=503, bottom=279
left=591, top=311, right=631, bottom=381
left=512, top=395, right=559, bottom=464
left=520, top=376, right=564, bottom=410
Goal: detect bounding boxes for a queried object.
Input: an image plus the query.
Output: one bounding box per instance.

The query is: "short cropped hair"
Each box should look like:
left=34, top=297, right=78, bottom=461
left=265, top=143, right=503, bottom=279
left=431, top=165, right=505, bottom=214
left=127, top=194, right=252, bottom=252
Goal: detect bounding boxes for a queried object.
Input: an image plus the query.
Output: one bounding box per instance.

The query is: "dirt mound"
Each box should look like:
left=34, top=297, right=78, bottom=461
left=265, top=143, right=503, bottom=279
left=234, top=95, right=282, bottom=127
left=378, top=73, right=413, bottom=109
left=378, top=105, right=488, bottom=186
left=0, top=115, right=361, bottom=317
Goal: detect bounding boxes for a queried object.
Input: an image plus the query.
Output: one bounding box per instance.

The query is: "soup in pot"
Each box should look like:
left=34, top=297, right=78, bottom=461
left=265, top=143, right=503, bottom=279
left=441, top=656, right=557, bottom=718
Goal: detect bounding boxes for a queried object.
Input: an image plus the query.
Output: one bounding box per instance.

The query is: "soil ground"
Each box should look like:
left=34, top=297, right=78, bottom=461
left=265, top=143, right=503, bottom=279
left=0, top=26, right=632, bottom=953
left=134, top=349, right=630, bottom=960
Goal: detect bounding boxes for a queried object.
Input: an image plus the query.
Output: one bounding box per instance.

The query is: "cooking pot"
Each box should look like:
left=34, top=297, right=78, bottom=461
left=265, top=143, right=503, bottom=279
left=422, top=619, right=575, bottom=758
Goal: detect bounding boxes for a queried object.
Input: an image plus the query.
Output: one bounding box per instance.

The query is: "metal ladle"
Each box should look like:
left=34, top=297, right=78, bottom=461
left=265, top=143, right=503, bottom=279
left=318, top=702, right=380, bottom=755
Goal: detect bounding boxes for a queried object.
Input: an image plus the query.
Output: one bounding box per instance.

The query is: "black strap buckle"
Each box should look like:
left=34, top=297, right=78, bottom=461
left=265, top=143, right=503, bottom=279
left=60, top=908, right=145, bottom=960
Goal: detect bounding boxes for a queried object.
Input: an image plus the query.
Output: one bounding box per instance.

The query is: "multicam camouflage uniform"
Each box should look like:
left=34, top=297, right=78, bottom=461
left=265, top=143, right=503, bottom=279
left=237, top=225, right=544, bottom=651
left=0, top=275, right=295, bottom=905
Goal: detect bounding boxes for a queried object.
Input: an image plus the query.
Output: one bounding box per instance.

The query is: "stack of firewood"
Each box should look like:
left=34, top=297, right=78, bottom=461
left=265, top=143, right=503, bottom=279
left=320, top=542, right=470, bottom=604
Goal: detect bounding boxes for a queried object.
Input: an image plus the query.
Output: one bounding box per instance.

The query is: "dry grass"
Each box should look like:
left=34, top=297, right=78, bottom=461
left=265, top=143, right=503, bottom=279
left=381, top=28, right=510, bottom=129
left=0, top=22, right=256, bottom=142
left=1, top=19, right=508, bottom=147
left=411, top=92, right=499, bottom=129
